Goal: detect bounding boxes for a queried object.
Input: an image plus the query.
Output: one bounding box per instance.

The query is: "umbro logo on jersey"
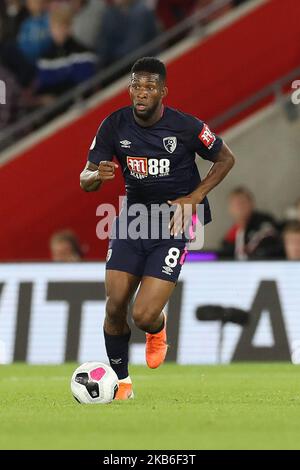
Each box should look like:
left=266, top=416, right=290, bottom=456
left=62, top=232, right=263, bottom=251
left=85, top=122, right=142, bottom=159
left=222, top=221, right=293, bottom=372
left=120, top=140, right=131, bottom=148
left=163, top=136, right=177, bottom=154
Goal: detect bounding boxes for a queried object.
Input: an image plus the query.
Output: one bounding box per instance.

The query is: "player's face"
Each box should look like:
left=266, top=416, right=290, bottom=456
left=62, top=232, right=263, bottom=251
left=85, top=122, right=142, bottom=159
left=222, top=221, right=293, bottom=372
left=129, top=73, right=167, bottom=121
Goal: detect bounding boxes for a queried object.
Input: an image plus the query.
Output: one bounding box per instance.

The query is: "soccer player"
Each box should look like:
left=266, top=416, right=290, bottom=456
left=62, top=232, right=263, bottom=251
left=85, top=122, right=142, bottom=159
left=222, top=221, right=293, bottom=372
left=80, top=57, right=235, bottom=400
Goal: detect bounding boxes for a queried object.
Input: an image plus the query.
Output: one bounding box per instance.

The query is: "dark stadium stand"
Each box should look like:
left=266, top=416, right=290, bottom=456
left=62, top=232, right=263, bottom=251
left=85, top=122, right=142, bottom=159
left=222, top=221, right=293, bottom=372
left=0, top=0, right=298, bottom=261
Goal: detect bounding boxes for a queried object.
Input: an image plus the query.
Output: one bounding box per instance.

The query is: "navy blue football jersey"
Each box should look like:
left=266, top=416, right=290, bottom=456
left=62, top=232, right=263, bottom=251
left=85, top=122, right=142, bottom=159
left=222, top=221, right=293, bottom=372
left=88, top=106, right=223, bottom=224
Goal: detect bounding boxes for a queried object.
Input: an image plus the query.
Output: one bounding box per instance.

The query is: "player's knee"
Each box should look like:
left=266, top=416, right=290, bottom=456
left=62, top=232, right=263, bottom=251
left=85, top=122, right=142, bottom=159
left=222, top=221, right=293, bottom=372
left=105, top=296, right=127, bottom=326
left=132, top=306, right=160, bottom=331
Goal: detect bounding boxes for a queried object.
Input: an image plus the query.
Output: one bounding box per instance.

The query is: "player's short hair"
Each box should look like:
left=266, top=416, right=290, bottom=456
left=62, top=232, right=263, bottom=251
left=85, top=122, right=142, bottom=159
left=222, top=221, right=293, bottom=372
left=283, top=221, right=300, bottom=236
left=229, top=186, right=254, bottom=201
left=131, top=57, right=166, bottom=82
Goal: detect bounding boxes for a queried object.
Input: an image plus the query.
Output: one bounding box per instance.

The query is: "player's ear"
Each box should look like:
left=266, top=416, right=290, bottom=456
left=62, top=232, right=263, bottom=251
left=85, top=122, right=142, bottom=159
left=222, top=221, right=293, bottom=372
left=162, top=86, right=168, bottom=99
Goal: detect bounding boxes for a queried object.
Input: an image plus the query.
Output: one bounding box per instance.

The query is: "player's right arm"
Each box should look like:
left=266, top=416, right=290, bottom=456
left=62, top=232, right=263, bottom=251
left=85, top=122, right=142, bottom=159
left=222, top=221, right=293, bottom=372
left=80, top=161, right=118, bottom=192
left=80, top=116, right=118, bottom=192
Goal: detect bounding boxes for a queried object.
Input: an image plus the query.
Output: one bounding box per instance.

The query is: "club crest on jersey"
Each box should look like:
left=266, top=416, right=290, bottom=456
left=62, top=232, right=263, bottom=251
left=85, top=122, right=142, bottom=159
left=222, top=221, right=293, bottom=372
left=127, top=156, right=148, bottom=179
left=163, top=136, right=177, bottom=154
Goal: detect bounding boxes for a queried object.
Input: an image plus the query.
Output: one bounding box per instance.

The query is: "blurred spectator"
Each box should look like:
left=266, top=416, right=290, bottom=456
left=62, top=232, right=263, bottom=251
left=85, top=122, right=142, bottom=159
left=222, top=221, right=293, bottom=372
left=220, top=187, right=283, bottom=260
left=17, top=0, right=52, bottom=65
left=0, top=0, right=29, bottom=41
left=282, top=198, right=300, bottom=225
left=0, top=60, right=23, bottom=129
left=156, top=0, right=196, bottom=31
left=0, top=37, right=38, bottom=127
left=296, top=199, right=300, bottom=222
left=0, top=1, right=35, bottom=89
left=0, top=39, right=36, bottom=88
left=282, top=222, right=300, bottom=261
left=71, top=0, right=105, bottom=51
left=98, top=0, right=158, bottom=67
left=36, top=4, right=97, bottom=97
left=50, top=229, right=83, bottom=261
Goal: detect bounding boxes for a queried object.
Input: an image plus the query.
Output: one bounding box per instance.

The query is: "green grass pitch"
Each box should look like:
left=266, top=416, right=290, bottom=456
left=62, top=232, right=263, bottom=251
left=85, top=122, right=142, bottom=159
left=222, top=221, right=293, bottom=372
left=0, top=363, right=300, bottom=450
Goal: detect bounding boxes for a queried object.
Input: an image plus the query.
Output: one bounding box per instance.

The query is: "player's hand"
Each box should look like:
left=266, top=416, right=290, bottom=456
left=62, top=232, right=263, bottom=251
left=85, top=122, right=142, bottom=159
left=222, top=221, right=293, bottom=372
left=98, top=161, right=119, bottom=182
left=168, top=196, right=198, bottom=236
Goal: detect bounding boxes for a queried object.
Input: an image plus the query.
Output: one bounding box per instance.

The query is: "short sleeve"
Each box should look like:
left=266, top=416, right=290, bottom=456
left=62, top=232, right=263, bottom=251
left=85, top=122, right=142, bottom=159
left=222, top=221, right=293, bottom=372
left=189, top=117, right=223, bottom=162
left=87, top=116, right=115, bottom=165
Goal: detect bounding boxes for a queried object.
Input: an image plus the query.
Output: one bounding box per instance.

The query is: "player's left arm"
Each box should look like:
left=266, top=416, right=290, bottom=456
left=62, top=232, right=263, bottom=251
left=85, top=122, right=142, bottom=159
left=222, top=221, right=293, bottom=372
left=169, top=142, right=235, bottom=236
left=189, top=142, right=235, bottom=203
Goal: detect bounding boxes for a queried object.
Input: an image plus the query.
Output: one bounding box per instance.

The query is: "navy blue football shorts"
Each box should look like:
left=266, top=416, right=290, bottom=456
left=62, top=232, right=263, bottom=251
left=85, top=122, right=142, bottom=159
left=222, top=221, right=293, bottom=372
left=106, top=214, right=188, bottom=283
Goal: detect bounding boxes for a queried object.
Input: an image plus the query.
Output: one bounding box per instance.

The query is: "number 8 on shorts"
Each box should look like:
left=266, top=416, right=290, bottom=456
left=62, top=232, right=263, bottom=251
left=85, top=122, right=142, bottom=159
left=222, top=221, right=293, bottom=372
left=164, top=247, right=181, bottom=268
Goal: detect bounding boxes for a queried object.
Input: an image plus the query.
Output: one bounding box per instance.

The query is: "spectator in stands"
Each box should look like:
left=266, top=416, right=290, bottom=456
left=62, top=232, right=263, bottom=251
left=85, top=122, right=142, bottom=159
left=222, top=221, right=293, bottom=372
left=0, top=0, right=29, bottom=42
left=0, top=60, right=23, bottom=129
left=282, top=222, right=300, bottom=261
left=71, top=0, right=105, bottom=51
left=0, top=40, right=36, bottom=89
left=283, top=197, right=300, bottom=225
left=296, top=199, right=300, bottom=222
left=220, top=187, right=283, bottom=260
left=36, top=4, right=97, bottom=97
left=50, top=230, right=83, bottom=261
left=97, top=0, right=158, bottom=67
left=17, top=0, right=52, bottom=65
left=0, top=1, right=35, bottom=89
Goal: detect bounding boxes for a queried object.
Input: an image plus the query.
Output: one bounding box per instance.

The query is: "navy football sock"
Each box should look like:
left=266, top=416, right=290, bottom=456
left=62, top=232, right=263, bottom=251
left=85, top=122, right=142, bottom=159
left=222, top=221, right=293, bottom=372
left=148, top=316, right=165, bottom=334
left=104, top=329, right=131, bottom=380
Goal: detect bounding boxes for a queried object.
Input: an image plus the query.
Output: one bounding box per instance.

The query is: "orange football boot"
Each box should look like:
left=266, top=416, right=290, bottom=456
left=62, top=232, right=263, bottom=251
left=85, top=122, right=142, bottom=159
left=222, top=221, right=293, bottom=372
left=114, top=382, right=134, bottom=400
left=145, top=312, right=168, bottom=369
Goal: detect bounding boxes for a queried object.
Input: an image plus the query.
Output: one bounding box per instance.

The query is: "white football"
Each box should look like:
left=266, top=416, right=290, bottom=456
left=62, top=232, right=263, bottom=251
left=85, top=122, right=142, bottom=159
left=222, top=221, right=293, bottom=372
left=71, top=362, right=119, bottom=404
